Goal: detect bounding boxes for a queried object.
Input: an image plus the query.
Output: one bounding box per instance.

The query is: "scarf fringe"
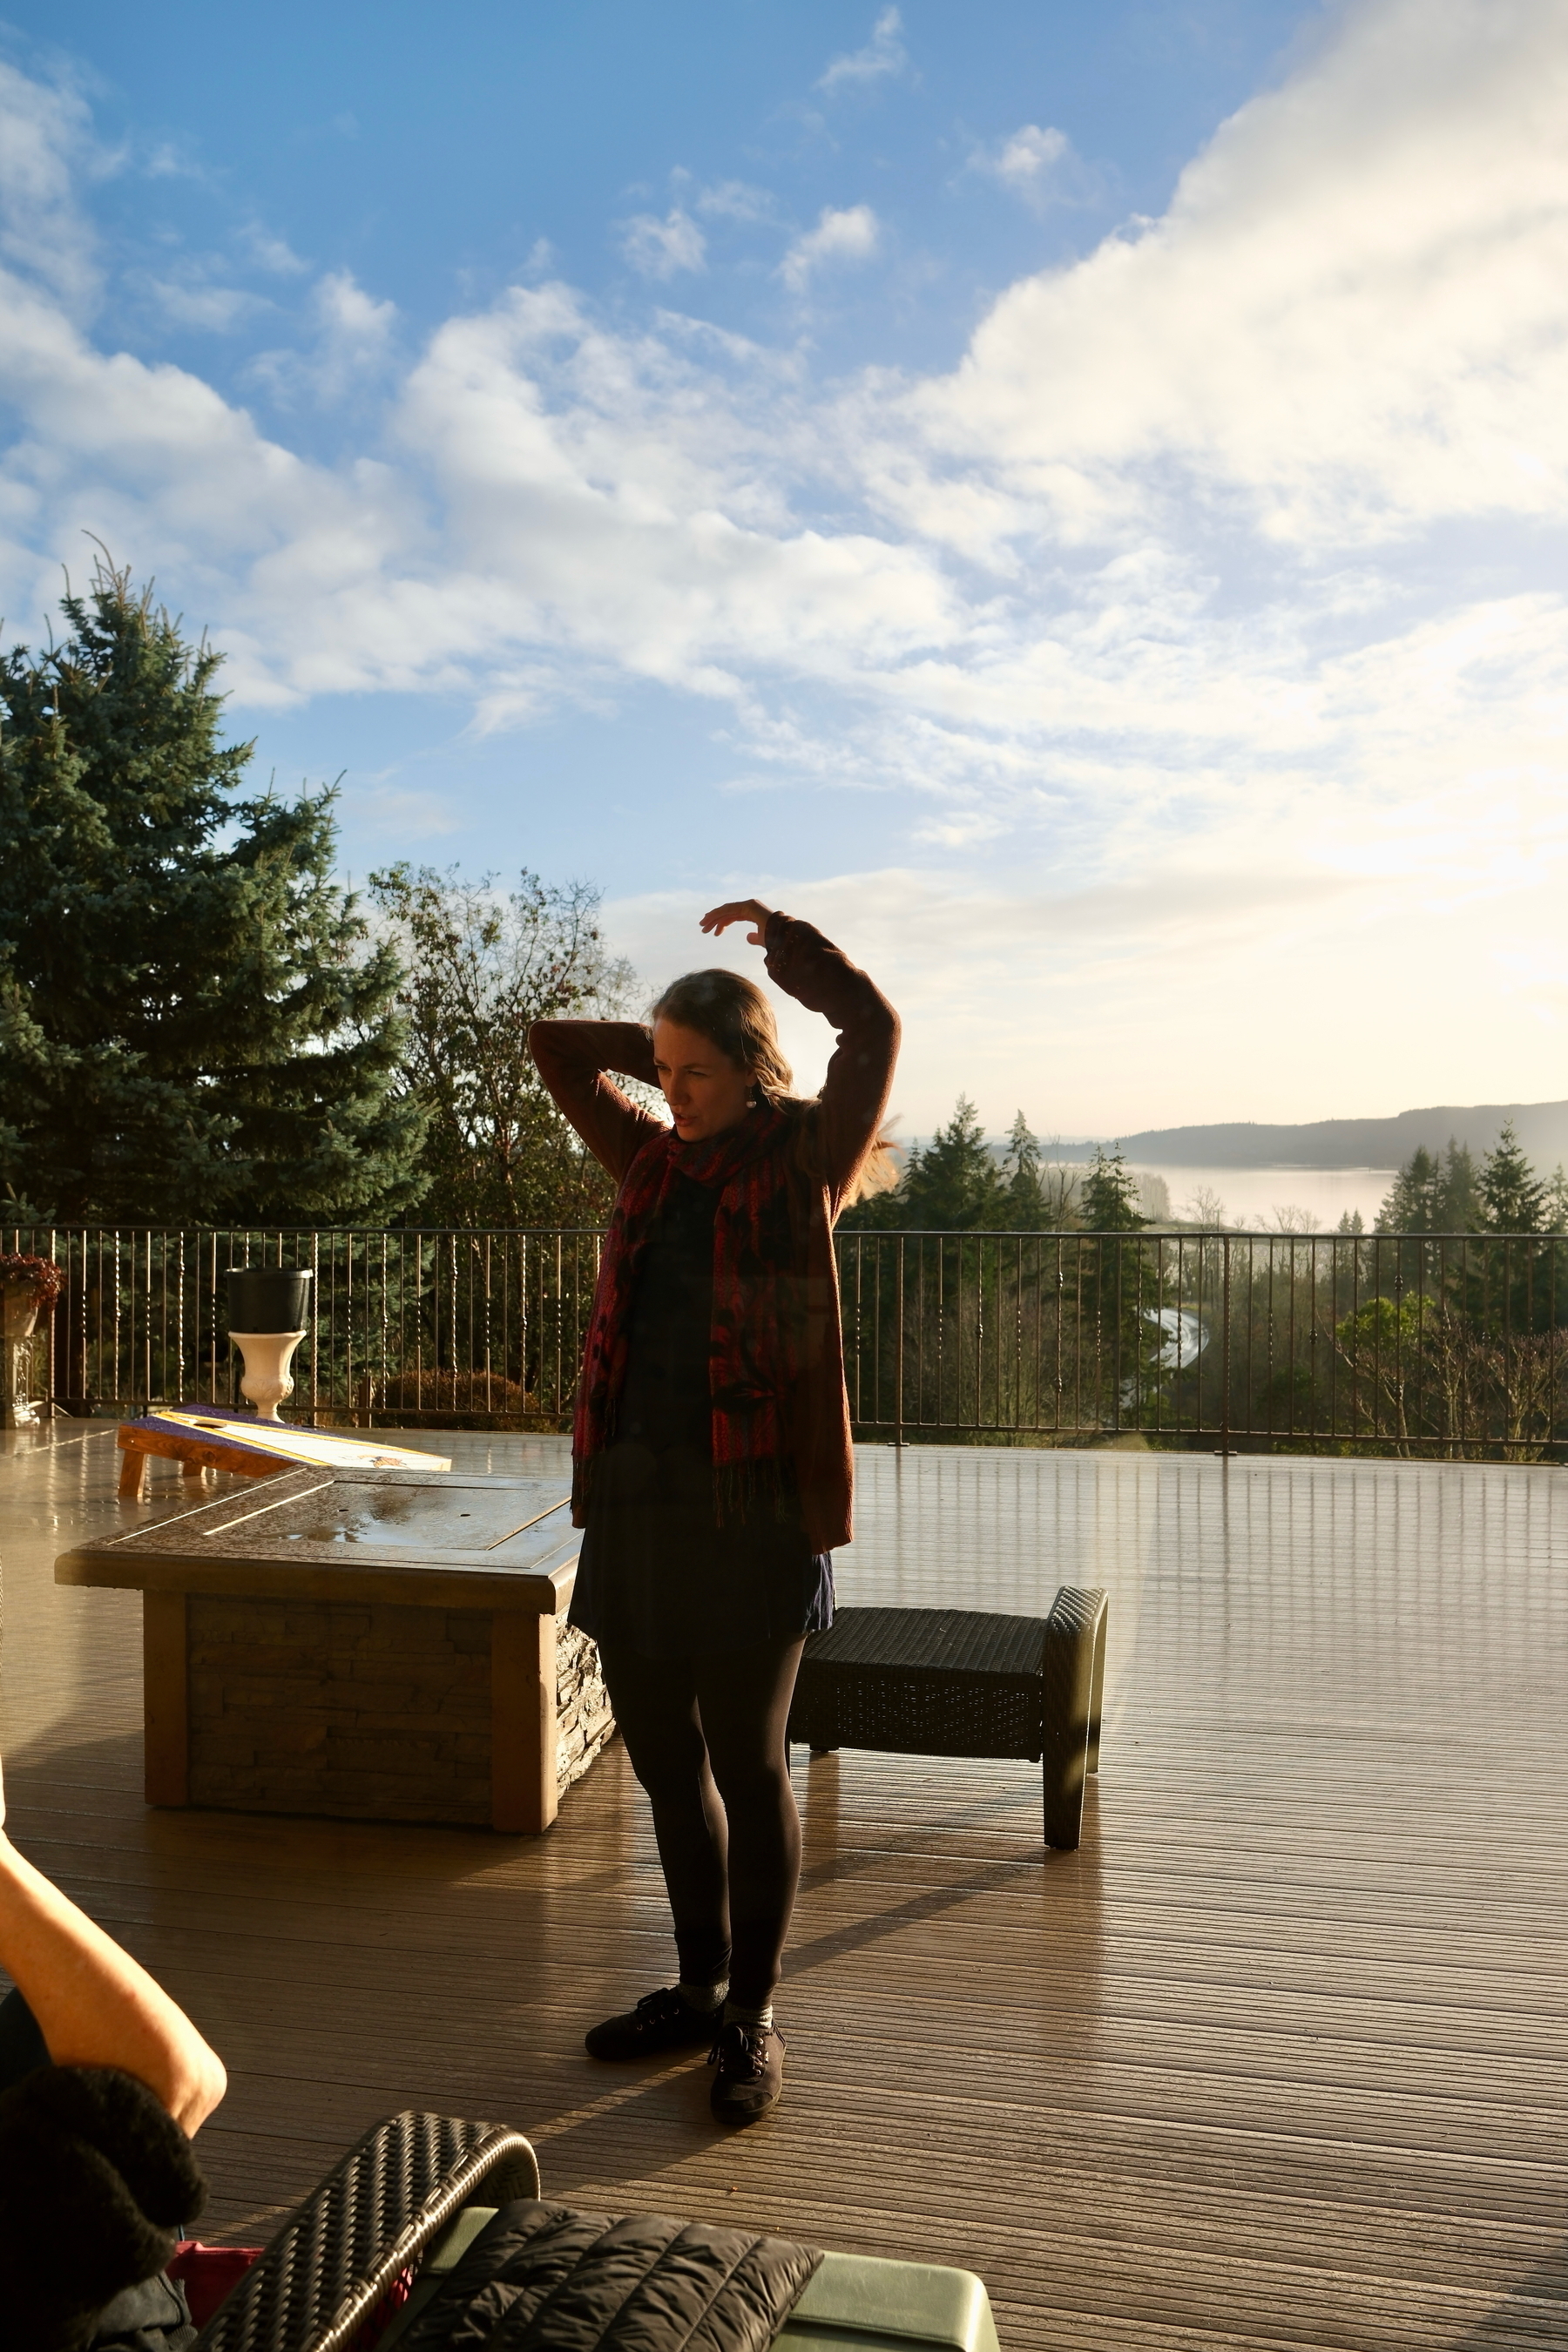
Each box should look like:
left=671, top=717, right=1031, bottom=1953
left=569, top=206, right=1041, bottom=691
left=713, top=1456, right=793, bottom=1529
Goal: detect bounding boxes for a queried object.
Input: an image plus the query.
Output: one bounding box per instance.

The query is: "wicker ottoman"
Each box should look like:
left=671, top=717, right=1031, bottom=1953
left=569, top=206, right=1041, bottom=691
left=787, top=1592, right=1107, bottom=1851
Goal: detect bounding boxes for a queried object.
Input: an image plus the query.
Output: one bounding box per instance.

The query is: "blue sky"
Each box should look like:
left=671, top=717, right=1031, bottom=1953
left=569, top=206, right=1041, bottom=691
left=2, top=2, right=1566, bottom=1133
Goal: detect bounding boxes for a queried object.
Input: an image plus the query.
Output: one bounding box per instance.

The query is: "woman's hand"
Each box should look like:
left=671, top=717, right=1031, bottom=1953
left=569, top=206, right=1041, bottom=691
left=700, top=899, right=774, bottom=947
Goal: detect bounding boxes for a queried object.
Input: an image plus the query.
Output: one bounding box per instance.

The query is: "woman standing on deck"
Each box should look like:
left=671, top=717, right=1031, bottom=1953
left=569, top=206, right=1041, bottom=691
left=531, top=900, right=899, bottom=2126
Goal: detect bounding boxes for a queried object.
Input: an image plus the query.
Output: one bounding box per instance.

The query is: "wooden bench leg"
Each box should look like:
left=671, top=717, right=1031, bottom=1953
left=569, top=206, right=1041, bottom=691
left=1042, top=1586, right=1108, bottom=1852
left=118, top=1446, right=149, bottom=1500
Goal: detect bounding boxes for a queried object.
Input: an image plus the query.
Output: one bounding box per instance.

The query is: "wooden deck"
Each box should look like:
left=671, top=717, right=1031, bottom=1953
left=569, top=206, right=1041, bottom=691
left=3, top=1424, right=1567, bottom=2350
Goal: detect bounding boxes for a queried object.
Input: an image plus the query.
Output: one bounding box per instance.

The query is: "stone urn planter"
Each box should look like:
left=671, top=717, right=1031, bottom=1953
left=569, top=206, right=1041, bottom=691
left=226, top=1266, right=314, bottom=1420
left=0, top=1252, right=64, bottom=1429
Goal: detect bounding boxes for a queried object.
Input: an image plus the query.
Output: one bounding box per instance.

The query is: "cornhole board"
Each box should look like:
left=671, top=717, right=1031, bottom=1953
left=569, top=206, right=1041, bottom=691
left=56, top=1463, right=610, bottom=1834
left=117, top=1401, right=449, bottom=1498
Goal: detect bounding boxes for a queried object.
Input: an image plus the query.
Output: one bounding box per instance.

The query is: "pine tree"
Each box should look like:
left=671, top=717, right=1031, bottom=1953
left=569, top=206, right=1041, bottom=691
left=1436, top=1140, right=1480, bottom=1230
left=1000, top=1110, right=1047, bottom=1229
left=0, top=560, right=424, bottom=1224
left=901, top=1097, right=1004, bottom=1230
left=1079, top=1146, right=1146, bottom=1232
left=1477, top=1119, right=1547, bottom=1233
left=1375, top=1146, right=1441, bottom=1233
left=1376, top=1139, right=1481, bottom=1232
left=1546, top=1166, right=1568, bottom=1234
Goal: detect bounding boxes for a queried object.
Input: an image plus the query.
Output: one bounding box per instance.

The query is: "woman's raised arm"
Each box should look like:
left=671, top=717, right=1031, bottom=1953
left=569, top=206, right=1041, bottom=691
left=704, top=901, right=901, bottom=1207
left=530, top=1018, right=666, bottom=1186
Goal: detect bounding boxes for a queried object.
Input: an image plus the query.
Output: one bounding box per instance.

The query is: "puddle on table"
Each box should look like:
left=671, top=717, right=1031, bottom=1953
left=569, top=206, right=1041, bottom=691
left=274, top=1483, right=568, bottom=1551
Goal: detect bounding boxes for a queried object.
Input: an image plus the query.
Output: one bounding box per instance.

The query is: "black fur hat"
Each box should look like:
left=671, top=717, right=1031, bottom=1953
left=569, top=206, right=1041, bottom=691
left=0, top=2064, right=206, bottom=2351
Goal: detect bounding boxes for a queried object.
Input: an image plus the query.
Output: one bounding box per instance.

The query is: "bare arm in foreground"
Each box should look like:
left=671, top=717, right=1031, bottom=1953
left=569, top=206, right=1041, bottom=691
left=0, top=1755, right=226, bottom=2132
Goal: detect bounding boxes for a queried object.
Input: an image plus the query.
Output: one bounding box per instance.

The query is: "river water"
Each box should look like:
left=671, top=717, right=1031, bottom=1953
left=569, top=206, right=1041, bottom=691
left=1129, top=1163, right=1396, bottom=1231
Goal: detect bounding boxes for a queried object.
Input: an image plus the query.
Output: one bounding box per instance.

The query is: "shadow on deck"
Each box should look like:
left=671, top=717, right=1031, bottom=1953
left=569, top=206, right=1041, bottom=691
left=3, top=1423, right=1567, bottom=2350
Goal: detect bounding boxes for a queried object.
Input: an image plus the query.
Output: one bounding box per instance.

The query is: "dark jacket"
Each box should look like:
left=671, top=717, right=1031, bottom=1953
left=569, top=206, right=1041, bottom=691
left=0, top=2062, right=203, bottom=2351
left=530, top=912, right=900, bottom=1551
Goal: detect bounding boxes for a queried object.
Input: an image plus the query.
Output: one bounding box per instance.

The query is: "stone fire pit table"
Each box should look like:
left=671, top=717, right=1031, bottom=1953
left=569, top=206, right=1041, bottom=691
left=56, top=1465, right=612, bottom=1835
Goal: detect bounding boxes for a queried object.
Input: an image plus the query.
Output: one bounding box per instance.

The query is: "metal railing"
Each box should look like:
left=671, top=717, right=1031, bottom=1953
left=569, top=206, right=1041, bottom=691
left=8, top=1224, right=1568, bottom=1459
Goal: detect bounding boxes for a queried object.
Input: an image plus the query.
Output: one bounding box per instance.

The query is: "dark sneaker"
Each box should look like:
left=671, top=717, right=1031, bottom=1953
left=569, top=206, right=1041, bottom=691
left=584, top=1987, right=720, bottom=2062
left=708, top=2022, right=786, bottom=2125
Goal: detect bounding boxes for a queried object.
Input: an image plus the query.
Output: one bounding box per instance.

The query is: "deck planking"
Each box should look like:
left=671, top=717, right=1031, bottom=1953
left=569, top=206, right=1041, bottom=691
left=2, top=1424, right=1566, bottom=2349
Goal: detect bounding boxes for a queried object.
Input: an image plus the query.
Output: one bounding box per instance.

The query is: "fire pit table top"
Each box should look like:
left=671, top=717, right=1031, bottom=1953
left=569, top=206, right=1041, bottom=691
left=58, top=1463, right=579, bottom=1614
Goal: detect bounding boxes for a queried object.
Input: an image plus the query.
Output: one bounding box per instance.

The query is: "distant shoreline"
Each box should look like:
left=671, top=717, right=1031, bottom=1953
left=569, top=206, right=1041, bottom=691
left=912, top=1098, right=1568, bottom=1173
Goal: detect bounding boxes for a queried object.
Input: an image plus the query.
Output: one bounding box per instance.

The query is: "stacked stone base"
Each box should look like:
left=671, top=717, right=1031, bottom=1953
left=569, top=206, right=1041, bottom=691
left=186, top=1594, right=612, bottom=1825
left=556, top=1622, right=614, bottom=1793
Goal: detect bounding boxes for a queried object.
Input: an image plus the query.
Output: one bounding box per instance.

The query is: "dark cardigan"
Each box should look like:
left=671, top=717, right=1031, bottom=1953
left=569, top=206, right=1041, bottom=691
left=528, top=912, right=901, bottom=1553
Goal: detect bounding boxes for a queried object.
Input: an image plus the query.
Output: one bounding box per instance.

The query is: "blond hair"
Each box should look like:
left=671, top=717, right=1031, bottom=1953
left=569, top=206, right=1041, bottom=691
left=650, top=966, right=899, bottom=1206
left=652, top=968, right=794, bottom=1104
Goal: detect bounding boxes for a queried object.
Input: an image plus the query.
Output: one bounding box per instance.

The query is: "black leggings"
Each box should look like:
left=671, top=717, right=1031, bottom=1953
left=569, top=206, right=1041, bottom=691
left=598, top=1638, right=806, bottom=2009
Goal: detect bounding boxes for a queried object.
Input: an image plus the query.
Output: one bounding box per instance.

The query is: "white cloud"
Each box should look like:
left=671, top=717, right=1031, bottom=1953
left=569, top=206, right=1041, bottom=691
left=0, top=60, right=102, bottom=314
left=967, top=124, right=1072, bottom=209
left=780, top=204, right=881, bottom=293
left=249, top=268, right=397, bottom=403
left=618, top=207, right=706, bottom=280
left=910, top=0, right=1568, bottom=547
left=145, top=277, right=264, bottom=333
left=693, top=180, right=777, bottom=226
left=817, top=8, right=909, bottom=96
left=244, top=225, right=309, bottom=276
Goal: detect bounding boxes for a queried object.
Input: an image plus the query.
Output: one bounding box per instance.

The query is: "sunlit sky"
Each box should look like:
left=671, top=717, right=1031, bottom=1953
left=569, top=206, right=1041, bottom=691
left=2, top=1, right=1565, bottom=1136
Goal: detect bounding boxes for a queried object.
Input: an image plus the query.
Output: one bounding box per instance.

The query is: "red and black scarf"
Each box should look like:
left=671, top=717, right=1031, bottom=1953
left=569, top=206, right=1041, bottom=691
left=572, top=1105, right=806, bottom=1525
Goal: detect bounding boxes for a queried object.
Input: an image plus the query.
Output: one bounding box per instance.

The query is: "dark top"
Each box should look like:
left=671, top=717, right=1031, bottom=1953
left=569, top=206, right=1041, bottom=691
left=569, top=1172, right=834, bottom=1659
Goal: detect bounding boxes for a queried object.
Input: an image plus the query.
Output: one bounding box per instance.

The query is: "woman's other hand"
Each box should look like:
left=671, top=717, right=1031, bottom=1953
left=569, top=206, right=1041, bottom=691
left=700, top=899, right=774, bottom=947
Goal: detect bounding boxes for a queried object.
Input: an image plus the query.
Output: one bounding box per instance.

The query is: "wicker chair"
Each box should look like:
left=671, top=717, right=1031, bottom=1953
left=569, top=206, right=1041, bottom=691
left=191, top=2111, right=540, bottom=2352
left=787, top=1589, right=1108, bottom=1850
left=187, top=2112, right=1004, bottom=2352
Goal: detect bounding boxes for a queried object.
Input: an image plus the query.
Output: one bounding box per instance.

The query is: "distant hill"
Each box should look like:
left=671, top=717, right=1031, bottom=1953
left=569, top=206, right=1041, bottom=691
left=1040, top=1100, right=1568, bottom=1170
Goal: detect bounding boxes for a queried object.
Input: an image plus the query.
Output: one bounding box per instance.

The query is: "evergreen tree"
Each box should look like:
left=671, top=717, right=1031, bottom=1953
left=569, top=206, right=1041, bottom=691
left=1376, top=1139, right=1480, bottom=1232
left=1079, top=1146, right=1146, bottom=1232
left=0, top=560, right=423, bottom=1224
left=1436, top=1140, right=1480, bottom=1230
left=1375, top=1146, right=1441, bottom=1233
left=1000, top=1110, right=1047, bottom=1229
left=900, top=1097, right=1004, bottom=1230
left=1546, top=1166, right=1568, bottom=1234
left=1477, top=1119, right=1547, bottom=1233
left=370, top=862, right=635, bottom=1227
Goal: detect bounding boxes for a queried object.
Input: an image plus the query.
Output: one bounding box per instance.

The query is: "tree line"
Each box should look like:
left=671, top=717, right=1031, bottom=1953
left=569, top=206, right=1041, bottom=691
left=838, top=1098, right=1149, bottom=1233
left=1374, top=1130, right=1568, bottom=1235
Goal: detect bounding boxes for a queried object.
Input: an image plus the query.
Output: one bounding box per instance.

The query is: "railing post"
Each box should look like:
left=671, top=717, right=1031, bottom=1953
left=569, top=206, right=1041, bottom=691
left=894, top=1233, right=905, bottom=1448
left=1219, top=1233, right=1234, bottom=1456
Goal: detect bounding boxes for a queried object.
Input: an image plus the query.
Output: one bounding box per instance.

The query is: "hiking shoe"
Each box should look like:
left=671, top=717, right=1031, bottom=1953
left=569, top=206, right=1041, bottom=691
left=584, top=1987, right=720, bottom=2062
left=708, top=2022, right=786, bottom=2125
